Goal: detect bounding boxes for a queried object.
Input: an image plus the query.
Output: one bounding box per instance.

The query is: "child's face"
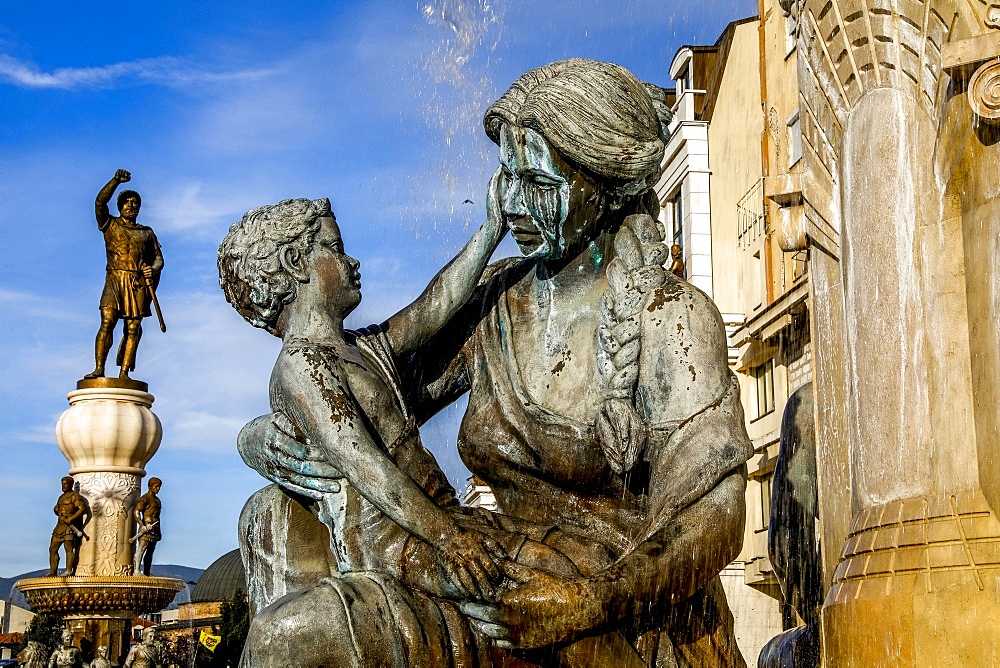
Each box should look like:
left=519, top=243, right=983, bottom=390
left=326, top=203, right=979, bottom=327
left=311, top=214, right=362, bottom=318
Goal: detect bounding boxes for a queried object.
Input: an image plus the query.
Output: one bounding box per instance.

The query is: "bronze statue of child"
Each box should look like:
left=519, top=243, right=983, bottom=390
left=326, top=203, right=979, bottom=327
left=219, top=187, right=578, bottom=602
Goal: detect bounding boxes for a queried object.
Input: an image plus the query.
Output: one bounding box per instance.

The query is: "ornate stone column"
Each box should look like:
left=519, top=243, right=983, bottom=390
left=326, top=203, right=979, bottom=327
left=55, top=383, right=162, bottom=576
left=797, top=1, right=1000, bottom=664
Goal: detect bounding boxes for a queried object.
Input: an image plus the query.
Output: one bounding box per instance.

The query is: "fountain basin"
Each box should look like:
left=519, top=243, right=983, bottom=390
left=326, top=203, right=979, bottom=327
left=15, top=575, right=184, bottom=617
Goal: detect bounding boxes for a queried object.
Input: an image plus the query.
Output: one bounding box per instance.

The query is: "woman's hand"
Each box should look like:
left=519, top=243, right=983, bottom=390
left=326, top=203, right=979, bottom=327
left=237, top=413, right=343, bottom=500
left=439, top=529, right=505, bottom=601
left=487, top=167, right=504, bottom=232
left=461, top=562, right=606, bottom=650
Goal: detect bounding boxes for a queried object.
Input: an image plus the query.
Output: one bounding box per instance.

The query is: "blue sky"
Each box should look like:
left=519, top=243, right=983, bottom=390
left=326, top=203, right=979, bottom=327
left=0, top=0, right=755, bottom=576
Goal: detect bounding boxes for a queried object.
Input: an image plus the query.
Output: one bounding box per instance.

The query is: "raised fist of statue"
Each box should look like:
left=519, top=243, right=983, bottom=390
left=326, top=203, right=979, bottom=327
left=115, top=169, right=131, bottom=183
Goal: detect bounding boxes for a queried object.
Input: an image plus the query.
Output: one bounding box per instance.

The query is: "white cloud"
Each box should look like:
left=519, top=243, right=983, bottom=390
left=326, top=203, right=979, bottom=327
left=0, top=54, right=273, bottom=90
left=142, top=181, right=267, bottom=237
left=0, top=423, right=59, bottom=445
left=0, top=288, right=92, bottom=326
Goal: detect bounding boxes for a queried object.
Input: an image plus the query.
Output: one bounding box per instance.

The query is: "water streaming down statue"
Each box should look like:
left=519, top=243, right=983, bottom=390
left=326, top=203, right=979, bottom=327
left=224, top=59, right=753, bottom=667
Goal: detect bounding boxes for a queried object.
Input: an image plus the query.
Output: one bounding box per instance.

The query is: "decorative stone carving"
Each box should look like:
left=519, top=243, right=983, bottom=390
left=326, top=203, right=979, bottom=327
left=74, top=471, right=141, bottom=577
left=970, top=59, right=1000, bottom=124
left=797, top=0, right=1000, bottom=664
left=56, top=386, right=160, bottom=576
left=979, top=0, right=1000, bottom=29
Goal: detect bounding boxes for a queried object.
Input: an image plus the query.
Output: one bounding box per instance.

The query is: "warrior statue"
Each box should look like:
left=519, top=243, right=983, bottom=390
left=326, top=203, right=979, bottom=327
left=46, top=630, right=82, bottom=668
left=89, top=645, right=112, bottom=668
left=84, top=169, right=164, bottom=381
left=48, top=476, right=86, bottom=576
left=132, top=477, right=162, bottom=576
left=122, top=628, right=161, bottom=668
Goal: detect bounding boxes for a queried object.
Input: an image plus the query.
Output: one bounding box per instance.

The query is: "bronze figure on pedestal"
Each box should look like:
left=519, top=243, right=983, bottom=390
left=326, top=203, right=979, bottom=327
left=122, top=628, right=161, bottom=668
left=132, top=477, right=162, bottom=576
left=84, top=169, right=164, bottom=382
left=48, top=476, right=86, bottom=577
left=46, top=629, right=82, bottom=667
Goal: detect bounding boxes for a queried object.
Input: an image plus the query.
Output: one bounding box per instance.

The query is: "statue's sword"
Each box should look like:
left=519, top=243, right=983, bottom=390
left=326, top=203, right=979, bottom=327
left=130, top=520, right=160, bottom=544
left=144, top=275, right=166, bottom=333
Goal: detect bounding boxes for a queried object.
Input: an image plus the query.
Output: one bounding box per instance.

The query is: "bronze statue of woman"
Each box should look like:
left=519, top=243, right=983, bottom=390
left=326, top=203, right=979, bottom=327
left=234, top=59, right=753, bottom=667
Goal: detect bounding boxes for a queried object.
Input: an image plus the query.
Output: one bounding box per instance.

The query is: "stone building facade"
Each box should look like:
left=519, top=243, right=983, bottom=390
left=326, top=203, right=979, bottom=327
left=654, top=1, right=816, bottom=662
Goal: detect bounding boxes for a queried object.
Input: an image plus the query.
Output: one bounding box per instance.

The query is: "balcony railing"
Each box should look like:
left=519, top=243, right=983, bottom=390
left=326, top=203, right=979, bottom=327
left=737, top=178, right=767, bottom=249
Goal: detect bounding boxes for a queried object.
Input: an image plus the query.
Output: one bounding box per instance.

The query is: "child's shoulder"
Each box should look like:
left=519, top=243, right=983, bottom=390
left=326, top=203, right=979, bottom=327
left=273, top=340, right=346, bottom=380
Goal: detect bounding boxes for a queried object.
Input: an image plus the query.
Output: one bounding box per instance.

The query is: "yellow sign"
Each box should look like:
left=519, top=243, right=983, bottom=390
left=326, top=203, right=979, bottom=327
left=199, top=630, right=221, bottom=652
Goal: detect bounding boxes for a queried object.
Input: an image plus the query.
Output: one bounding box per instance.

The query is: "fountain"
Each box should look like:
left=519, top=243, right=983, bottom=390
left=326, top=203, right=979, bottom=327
left=15, top=171, right=183, bottom=664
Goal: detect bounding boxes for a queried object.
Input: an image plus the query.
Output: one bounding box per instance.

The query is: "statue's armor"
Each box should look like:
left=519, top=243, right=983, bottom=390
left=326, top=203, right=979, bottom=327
left=51, top=491, right=85, bottom=541
left=48, top=645, right=81, bottom=668
left=124, top=641, right=160, bottom=668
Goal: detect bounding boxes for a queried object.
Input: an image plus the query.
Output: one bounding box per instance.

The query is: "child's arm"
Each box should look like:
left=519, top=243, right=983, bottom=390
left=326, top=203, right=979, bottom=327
left=274, top=347, right=501, bottom=599
left=385, top=169, right=506, bottom=356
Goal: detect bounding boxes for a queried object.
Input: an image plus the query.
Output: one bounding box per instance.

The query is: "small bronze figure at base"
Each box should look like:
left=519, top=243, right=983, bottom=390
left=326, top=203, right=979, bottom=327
left=83, top=169, right=164, bottom=382
left=16, top=641, right=47, bottom=668
left=47, top=630, right=82, bottom=667
left=89, top=646, right=112, bottom=668
left=122, top=627, right=161, bottom=668
left=48, top=476, right=86, bottom=577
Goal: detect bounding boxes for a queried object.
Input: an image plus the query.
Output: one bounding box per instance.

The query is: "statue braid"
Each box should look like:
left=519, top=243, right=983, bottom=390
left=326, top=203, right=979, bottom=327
left=596, top=213, right=670, bottom=474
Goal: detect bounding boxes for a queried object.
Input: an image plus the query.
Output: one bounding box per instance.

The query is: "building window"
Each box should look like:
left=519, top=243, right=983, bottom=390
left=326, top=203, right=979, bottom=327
left=785, top=4, right=800, bottom=56
left=753, top=359, right=775, bottom=418
left=787, top=109, right=802, bottom=168
left=677, top=63, right=690, bottom=94
left=760, top=472, right=773, bottom=529
left=663, top=189, right=684, bottom=254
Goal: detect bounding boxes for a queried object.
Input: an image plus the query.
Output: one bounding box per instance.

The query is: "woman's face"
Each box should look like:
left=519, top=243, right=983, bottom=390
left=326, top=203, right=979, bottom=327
left=498, top=123, right=606, bottom=260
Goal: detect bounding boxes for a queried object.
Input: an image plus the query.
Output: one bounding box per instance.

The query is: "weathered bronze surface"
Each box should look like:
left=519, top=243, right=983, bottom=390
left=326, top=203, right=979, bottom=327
left=90, top=646, right=112, bottom=668
left=225, top=59, right=752, bottom=667
left=758, top=383, right=820, bottom=667
left=16, top=641, right=47, bottom=668
left=48, top=476, right=87, bottom=576
left=132, top=477, right=162, bottom=576
left=123, top=628, right=162, bottom=668
left=83, top=170, right=164, bottom=382
left=47, top=630, right=82, bottom=668
left=76, top=376, right=149, bottom=392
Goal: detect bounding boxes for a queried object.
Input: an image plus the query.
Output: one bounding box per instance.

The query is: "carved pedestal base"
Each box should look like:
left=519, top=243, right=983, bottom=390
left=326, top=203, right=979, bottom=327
left=75, top=472, right=141, bottom=577
left=56, top=385, right=162, bottom=575
left=822, top=490, right=1000, bottom=665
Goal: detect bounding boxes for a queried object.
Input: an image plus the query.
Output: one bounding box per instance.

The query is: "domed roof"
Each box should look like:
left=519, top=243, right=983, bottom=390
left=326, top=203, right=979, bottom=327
left=191, top=549, right=246, bottom=603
